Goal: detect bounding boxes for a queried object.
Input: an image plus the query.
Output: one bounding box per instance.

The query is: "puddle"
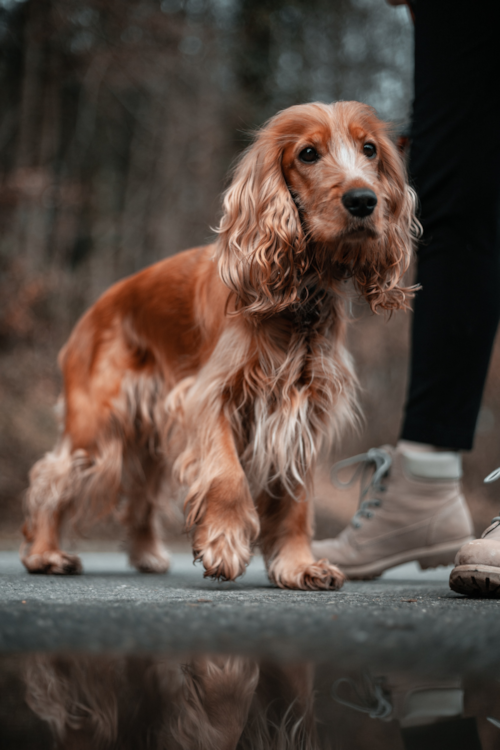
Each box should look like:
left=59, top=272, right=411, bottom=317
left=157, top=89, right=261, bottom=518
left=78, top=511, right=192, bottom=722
left=0, top=652, right=498, bottom=748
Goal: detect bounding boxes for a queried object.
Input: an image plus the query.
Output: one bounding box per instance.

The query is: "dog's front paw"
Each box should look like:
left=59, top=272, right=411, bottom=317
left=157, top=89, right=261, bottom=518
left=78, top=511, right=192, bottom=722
left=22, top=550, right=83, bottom=575
left=193, top=526, right=253, bottom=582
left=269, top=558, right=345, bottom=591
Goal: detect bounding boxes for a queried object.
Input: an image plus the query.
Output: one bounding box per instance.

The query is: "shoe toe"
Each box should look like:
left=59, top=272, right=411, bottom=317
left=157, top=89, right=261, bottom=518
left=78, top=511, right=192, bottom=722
left=455, top=539, right=500, bottom=568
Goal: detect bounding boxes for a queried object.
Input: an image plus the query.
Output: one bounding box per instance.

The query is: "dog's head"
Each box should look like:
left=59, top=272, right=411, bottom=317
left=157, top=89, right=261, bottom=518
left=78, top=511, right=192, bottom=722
left=217, top=101, right=420, bottom=316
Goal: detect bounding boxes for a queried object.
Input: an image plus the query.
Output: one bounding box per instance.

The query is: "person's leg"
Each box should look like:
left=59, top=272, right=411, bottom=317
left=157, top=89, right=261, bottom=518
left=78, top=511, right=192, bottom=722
left=314, top=1, right=500, bottom=577
left=402, top=0, right=500, bottom=449
left=401, top=718, right=482, bottom=750
left=410, top=0, right=500, bottom=597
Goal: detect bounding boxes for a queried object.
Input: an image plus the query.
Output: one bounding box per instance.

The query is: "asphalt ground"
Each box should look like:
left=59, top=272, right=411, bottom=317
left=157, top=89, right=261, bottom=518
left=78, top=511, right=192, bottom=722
left=1, top=552, right=499, bottom=677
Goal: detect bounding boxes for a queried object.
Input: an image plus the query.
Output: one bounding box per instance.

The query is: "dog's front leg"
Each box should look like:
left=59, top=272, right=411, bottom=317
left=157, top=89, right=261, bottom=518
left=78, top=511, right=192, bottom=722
left=170, top=656, right=259, bottom=749
left=189, top=415, right=260, bottom=581
left=257, top=483, right=345, bottom=591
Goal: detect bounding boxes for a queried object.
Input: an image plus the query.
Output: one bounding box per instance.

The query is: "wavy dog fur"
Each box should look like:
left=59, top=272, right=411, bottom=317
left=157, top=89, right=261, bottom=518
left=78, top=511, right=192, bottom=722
left=24, top=653, right=317, bottom=750
left=22, top=101, right=419, bottom=589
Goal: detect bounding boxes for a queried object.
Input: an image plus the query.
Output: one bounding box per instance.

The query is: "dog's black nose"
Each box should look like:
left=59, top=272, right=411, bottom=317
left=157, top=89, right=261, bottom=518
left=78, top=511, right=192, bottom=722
left=342, top=188, right=377, bottom=217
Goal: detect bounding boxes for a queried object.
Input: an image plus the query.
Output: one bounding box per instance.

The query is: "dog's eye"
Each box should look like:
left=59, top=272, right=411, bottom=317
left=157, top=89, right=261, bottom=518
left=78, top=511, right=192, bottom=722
left=363, top=143, right=376, bottom=159
left=299, top=147, right=320, bottom=163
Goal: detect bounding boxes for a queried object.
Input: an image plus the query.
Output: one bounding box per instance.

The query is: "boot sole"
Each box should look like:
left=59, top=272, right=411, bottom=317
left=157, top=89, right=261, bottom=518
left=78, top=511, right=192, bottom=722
left=449, top=564, right=500, bottom=597
left=341, top=538, right=474, bottom=580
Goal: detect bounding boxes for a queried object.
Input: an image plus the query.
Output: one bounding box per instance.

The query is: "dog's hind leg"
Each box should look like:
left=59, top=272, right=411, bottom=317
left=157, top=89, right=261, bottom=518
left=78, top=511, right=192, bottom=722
left=21, top=440, right=85, bottom=574
left=122, top=454, right=170, bottom=574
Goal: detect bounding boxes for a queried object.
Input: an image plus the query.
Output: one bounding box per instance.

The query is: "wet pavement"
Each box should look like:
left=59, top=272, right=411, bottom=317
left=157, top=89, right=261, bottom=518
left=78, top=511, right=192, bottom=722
left=1, top=552, right=500, bottom=748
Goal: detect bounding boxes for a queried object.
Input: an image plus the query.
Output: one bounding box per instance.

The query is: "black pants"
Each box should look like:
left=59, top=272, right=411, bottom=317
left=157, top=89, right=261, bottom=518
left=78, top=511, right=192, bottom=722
left=400, top=0, right=500, bottom=450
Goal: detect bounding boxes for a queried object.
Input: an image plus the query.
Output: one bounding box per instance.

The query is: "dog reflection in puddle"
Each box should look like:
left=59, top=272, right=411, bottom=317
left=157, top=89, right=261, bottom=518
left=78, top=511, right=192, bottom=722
left=23, top=655, right=500, bottom=748
left=24, top=654, right=317, bottom=750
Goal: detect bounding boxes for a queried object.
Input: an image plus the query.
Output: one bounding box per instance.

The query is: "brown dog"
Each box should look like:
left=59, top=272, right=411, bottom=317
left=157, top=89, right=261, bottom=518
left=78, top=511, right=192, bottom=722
left=24, top=653, right=316, bottom=750
left=21, top=101, right=419, bottom=589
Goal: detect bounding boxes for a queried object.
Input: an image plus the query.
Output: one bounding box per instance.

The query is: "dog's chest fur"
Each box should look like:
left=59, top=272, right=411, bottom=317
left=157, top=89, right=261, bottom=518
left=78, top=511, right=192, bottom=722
left=169, top=292, right=356, bottom=499
left=226, top=300, right=355, bottom=495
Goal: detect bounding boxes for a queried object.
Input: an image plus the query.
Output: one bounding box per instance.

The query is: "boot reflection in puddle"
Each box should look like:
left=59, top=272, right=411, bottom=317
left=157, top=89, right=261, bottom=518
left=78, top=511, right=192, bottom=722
left=331, top=672, right=483, bottom=749
left=23, top=654, right=318, bottom=749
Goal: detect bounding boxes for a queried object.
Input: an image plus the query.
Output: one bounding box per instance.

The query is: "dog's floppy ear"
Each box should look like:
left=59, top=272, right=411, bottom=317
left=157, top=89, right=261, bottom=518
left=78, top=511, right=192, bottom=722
left=354, top=126, right=421, bottom=313
left=216, top=124, right=306, bottom=317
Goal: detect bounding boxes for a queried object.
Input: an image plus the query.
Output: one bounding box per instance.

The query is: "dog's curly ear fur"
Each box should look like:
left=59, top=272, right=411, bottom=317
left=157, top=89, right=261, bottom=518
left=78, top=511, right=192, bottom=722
left=352, top=120, right=421, bottom=314
left=216, top=123, right=307, bottom=317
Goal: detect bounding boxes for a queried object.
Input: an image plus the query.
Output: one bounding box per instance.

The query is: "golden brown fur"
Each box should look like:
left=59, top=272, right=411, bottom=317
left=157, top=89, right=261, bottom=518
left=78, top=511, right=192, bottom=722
left=21, top=101, right=419, bottom=589
left=24, top=653, right=317, bottom=750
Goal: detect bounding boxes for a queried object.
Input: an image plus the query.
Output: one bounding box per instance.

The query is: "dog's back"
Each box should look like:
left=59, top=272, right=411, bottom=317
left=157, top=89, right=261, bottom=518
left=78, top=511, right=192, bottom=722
left=22, top=245, right=225, bottom=574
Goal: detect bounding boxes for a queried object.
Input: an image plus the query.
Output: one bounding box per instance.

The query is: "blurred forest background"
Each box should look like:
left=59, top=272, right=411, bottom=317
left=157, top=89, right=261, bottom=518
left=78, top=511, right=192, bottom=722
left=1, top=0, right=499, bottom=550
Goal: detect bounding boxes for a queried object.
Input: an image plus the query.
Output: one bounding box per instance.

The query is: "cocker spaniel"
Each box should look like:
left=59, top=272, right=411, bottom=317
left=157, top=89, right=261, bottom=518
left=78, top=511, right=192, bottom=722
left=24, top=654, right=315, bottom=750
left=21, top=101, right=419, bottom=590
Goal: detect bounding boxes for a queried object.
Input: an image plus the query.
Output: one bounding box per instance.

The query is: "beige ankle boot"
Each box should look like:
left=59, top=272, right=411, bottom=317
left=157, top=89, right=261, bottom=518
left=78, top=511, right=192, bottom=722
left=450, top=467, right=500, bottom=596
left=312, top=445, right=474, bottom=579
left=332, top=672, right=464, bottom=726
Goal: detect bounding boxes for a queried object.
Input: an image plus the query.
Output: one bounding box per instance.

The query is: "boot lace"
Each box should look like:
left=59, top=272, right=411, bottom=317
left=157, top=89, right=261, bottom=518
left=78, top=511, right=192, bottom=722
left=331, top=674, right=392, bottom=720
left=331, top=447, right=392, bottom=529
left=484, top=469, right=500, bottom=526
left=485, top=467, right=500, bottom=484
